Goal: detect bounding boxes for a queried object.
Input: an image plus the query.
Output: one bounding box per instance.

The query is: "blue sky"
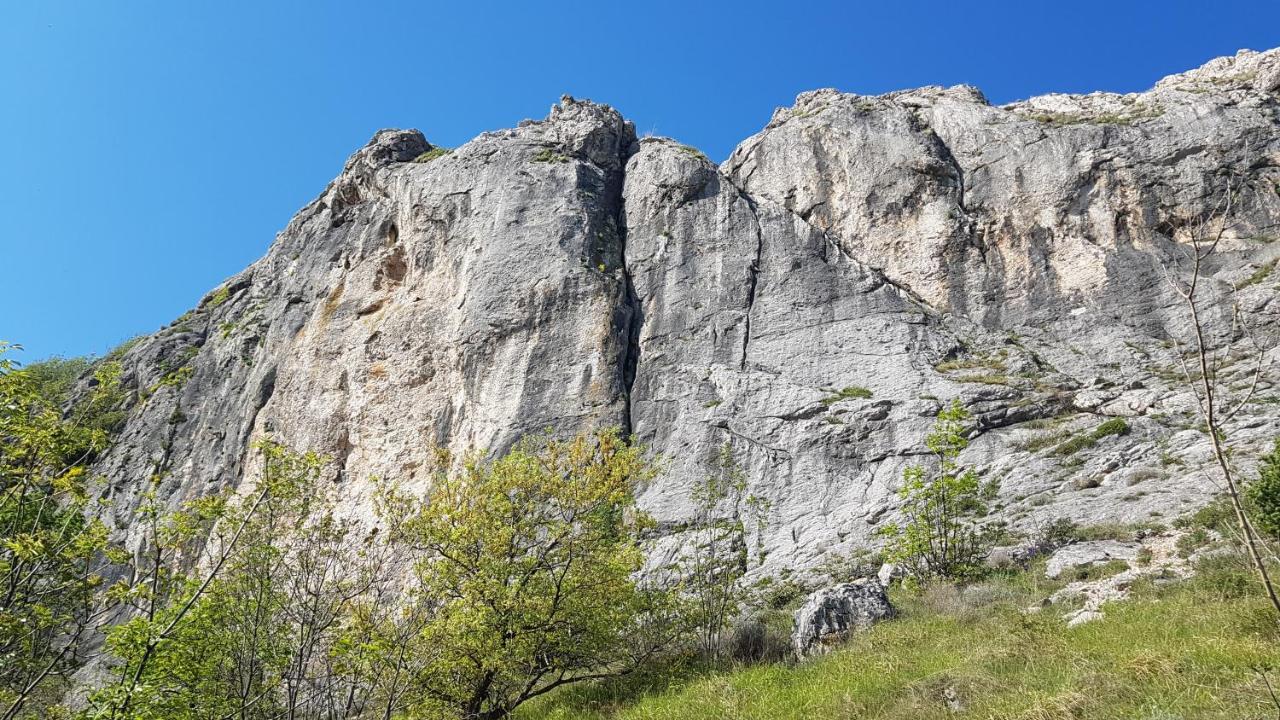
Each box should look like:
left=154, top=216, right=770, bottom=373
left=3, top=1, right=1278, bottom=361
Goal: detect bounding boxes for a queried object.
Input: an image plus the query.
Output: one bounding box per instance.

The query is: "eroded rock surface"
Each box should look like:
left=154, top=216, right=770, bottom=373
left=87, top=50, right=1280, bottom=575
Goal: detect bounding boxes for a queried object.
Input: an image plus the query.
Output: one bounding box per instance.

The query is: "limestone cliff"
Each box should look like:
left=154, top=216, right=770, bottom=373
left=90, top=48, right=1280, bottom=573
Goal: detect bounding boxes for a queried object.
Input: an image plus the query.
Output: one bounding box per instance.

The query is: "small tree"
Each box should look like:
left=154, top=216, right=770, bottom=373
left=676, top=444, right=769, bottom=661
left=84, top=441, right=331, bottom=720
left=1165, top=180, right=1280, bottom=619
left=390, top=429, right=671, bottom=720
left=878, top=400, right=996, bottom=582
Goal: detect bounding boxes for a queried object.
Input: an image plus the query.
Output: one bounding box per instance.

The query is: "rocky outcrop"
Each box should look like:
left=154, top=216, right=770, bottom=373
left=87, top=50, right=1280, bottom=576
left=791, top=579, right=895, bottom=658
left=1044, top=540, right=1142, bottom=580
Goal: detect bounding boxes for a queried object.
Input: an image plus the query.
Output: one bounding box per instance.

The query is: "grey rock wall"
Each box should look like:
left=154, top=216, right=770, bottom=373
left=89, top=49, right=1280, bottom=576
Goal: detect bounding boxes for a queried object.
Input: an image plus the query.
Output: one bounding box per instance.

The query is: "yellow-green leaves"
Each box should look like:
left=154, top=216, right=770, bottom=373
left=393, top=428, right=663, bottom=719
left=0, top=342, right=123, bottom=717
left=878, top=400, right=998, bottom=582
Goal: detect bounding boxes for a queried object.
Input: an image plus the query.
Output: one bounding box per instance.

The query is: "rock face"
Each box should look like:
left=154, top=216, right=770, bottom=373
left=1044, top=540, right=1142, bottom=580
left=791, top=579, right=895, bottom=658
left=87, top=49, right=1280, bottom=576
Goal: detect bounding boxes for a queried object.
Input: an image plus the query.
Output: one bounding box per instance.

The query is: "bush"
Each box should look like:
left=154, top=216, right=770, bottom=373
left=1035, top=517, right=1080, bottom=548
left=878, top=400, right=999, bottom=582
left=1247, top=438, right=1280, bottom=537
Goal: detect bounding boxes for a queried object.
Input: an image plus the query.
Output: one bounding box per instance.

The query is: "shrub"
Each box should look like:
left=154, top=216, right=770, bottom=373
left=878, top=400, right=999, bottom=582
left=1176, top=527, right=1212, bottom=558
left=1239, top=259, right=1276, bottom=289
left=390, top=429, right=676, bottom=719
left=1247, top=438, right=1280, bottom=537
left=1175, top=495, right=1236, bottom=533
left=1190, top=550, right=1254, bottom=600
left=1035, top=517, right=1080, bottom=548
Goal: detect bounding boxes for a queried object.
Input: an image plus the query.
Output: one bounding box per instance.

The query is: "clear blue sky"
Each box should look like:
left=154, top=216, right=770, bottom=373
left=3, top=1, right=1278, bottom=361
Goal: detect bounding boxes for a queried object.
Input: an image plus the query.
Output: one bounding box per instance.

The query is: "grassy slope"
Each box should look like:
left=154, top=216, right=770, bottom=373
left=521, top=557, right=1280, bottom=719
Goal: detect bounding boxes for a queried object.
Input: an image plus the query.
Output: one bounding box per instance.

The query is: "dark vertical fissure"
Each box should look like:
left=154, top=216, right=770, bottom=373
left=614, top=143, right=643, bottom=438
left=739, top=194, right=765, bottom=372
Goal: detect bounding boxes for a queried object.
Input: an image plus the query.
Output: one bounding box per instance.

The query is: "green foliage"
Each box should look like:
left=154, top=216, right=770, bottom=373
left=1024, top=104, right=1163, bottom=126
left=677, top=145, right=709, bottom=163
left=414, top=146, right=453, bottom=163
left=1248, top=438, right=1280, bottom=538
left=934, top=352, right=1006, bottom=373
left=955, top=373, right=1010, bottom=385
left=531, top=148, right=570, bottom=164
left=821, top=386, right=872, bottom=405
left=22, top=356, right=93, bottom=405
left=877, top=400, right=998, bottom=582
left=673, top=445, right=770, bottom=661
left=206, top=286, right=231, bottom=308
left=0, top=342, right=124, bottom=717
left=103, top=336, right=142, bottom=363
left=1067, top=558, right=1131, bottom=582
left=83, top=440, right=401, bottom=720
left=1053, top=417, right=1129, bottom=456
left=1015, top=429, right=1070, bottom=453
left=1240, top=260, right=1276, bottom=289
left=382, top=429, right=674, bottom=720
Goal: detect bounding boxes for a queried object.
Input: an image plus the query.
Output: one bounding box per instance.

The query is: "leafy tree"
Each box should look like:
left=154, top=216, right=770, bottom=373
left=84, top=440, right=399, bottom=720
left=388, top=429, right=671, bottom=720
left=675, top=444, right=769, bottom=661
left=878, top=400, right=997, bottom=582
left=1248, top=438, right=1280, bottom=538
left=0, top=343, right=126, bottom=718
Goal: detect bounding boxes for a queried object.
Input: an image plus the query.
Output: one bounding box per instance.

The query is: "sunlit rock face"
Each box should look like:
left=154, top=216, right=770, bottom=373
left=94, top=49, right=1280, bottom=574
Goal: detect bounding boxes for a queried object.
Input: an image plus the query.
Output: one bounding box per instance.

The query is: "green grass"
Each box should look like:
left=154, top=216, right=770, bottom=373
left=207, top=286, right=231, bottom=308
left=1014, top=429, right=1071, bottom=453
left=678, top=144, right=710, bottom=163
left=532, top=147, right=570, bottom=163
left=1053, top=418, right=1129, bottom=456
left=413, top=147, right=452, bottom=163
left=519, top=558, right=1280, bottom=720
left=935, top=353, right=1007, bottom=373
left=821, top=386, right=873, bottom=405
left=955, top=373, right=1011, bottom=385
left=1240, top=260, right=1276, bottom=289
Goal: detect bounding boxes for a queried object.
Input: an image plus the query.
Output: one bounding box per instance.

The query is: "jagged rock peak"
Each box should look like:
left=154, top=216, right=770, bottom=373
left=344, top=128, right=430, bottom=174
left=501, top=94, right=639, bottom=172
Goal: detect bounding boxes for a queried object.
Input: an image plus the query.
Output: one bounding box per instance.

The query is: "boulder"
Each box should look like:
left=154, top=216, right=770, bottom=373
left=1045, top=541, right=1140, bottom=580
left=877, top=562, right=905, bottom=587
left=792, top=579, right=894, bottom=659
